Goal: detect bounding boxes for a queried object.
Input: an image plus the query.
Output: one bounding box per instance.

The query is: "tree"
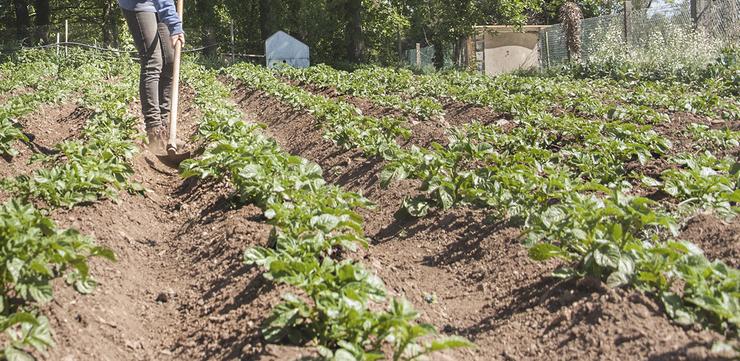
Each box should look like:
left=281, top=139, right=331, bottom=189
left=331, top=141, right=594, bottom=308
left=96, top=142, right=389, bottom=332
left=34, top=0, right=50, bottom=44
left=560, top=1, right=583, bottom=61
left=345, top=0, right=364, bottom=62
left=13, top=0, right=30, bottom=44
left=195, top=0, right=219, bottom=55
left=101, top=0, right=119, bottom=47
left=259, top=0, right=275, bottom=41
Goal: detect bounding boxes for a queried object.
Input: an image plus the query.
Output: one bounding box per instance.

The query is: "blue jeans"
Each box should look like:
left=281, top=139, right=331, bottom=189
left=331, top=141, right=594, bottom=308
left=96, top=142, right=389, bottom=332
left=122, top=9, right=175, bottom=130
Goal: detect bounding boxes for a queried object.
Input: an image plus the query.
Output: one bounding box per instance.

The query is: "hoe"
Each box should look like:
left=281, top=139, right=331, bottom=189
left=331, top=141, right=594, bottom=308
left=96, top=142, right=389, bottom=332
left=158, top=0, right=191, bottom=167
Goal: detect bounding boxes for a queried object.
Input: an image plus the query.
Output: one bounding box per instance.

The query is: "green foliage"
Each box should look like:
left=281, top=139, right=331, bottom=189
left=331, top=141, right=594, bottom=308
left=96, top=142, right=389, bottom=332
left=181, top=63, right=472, bottom=359
left=643, top=153, right=739, bottom=217
left=0, top=199, right=114, bottom=358
left=279, top=64, right=444, bottom=120
left=0, top=50, right=129, bottom=358
left=526, top=186, right=739, bottom=334
left=686, top=123, right=740, bottom=152
left=226, top=63, right=409, bottom=159
left=2, top=53, right=142, bottom=209
left=249, top=60, right=739, bottom=337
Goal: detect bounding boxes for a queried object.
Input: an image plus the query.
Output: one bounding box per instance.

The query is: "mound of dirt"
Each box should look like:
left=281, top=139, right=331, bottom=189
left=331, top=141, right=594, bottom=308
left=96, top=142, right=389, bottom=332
left=0, top=101, right=89, bottom=202
left=229, top=81, right=731, bottom=361
left=36, top=85, right=319, bottom=361
left=680, top=213, right=740, bottom=268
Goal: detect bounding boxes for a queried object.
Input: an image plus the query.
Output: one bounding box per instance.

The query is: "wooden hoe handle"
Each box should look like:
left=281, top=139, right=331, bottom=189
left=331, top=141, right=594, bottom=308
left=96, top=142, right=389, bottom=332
left=167, top=0, right=184, bottom=153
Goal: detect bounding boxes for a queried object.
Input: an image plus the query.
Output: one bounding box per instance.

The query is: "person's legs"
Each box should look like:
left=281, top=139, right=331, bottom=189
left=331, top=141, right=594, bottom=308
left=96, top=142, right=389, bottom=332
left=122, top=9, right=164, bottom=130
left=157, top=22, right=175, bottom=127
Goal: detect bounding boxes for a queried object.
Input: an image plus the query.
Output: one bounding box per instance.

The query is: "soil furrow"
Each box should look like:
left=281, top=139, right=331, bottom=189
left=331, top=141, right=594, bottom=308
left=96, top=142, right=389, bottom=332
left=228, top=82, right=727, bottom=361
left=284, top=79, right=506, bottom=148
left=37, top=87, right=317, bottom=361
left=0, top=101, right=90, bottom=202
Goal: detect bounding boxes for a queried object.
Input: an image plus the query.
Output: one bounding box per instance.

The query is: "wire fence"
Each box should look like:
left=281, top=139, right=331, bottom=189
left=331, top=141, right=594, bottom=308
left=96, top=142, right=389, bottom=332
left=540, top=0, right=740, bottom=67
left=401, top=45, right=455, bottom=69
left=1, top=23, right=265, bottom=63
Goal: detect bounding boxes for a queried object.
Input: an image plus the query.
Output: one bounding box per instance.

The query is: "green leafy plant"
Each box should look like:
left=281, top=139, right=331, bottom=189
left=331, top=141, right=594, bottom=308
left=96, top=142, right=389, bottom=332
left=227, top=63, right=410, bottom=160
left=0, top=199, right=115, bottom=359
left=279, top=64, right=445, bottom=121
left=182, top=63, right=473, bottom=359
left=3, top=56, right=142, bottom=209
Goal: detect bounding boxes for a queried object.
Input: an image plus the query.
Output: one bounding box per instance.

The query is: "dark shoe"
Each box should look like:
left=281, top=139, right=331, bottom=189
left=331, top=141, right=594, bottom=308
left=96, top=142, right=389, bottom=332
left=146, top=126, right=167, bottom=153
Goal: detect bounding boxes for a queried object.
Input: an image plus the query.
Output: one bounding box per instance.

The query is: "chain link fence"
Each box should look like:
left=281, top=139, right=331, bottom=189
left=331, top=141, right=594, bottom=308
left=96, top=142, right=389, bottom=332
left=540, top=0, right=740, bottom=67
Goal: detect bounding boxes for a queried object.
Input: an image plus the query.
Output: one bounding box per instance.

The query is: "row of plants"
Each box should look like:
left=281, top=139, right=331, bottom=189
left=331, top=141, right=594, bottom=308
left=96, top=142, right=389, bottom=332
left=2, top=53, right=143, bottom=209
left=376, top=109, right=738, bottom=337
left=0, top=52, right=59, bottom=94
left=0, top=200, right=114, bottom=360
left=422, top=70, right=737, bottom=122
left=225, top=63, right=408, bottom=160
left=277, top=64, right=444, bottom=121
left=229, top=60, right=737, bottom=232
left=316, top=57, right=738, bottom=123
left=0, top=52, right=87, bottom=158
left=181, top=62, right=472, bottom=360
left=0, top=50, right=141, bottom=359
left=232, top=62, right=681, bottom=216
left=231, top=63, right=738, bottom=344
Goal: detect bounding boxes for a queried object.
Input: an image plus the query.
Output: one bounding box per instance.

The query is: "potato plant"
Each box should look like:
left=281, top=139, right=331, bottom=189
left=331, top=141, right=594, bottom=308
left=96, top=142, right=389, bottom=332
left=239, top=59, right=738, bottom=338
left=278, top=64, right=445, bottom=121
left=181, top=63, right=472, bottom=360
left=226, top=63, right=409, bottom=160
left=3, top=56, right=142, bottom=209
left=0, top=199, right=114, bottom=360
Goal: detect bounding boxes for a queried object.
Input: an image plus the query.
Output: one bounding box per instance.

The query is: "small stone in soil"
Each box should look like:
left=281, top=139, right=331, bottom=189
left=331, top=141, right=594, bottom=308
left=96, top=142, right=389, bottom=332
left=156, top=290, right=175, bottom=303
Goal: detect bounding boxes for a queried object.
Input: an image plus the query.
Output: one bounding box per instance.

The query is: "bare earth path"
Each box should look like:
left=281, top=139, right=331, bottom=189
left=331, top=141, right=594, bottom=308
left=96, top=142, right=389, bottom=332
left=3, top=79, right=727, bottom=360
left=33, top=91, right=310, bottom=361
left=227, top=83, right=728, bottom=361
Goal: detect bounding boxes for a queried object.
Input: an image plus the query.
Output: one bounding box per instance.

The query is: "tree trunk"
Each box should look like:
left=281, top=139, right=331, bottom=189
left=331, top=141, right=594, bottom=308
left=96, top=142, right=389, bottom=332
left=33, top=0, right=50, bottom=44
left=452, top=37, right=462, bottom=67
left=259, top=0, right=274, bottom=41
left=433, top=39, right=444, bottom=69
left=345, top=0, right=364, bottom=62
left=102, top=0, right=120, bottom=47
left=287, top=0, right=304, bottom=39
left=196, top=0, right=217, bottom=56
left=13, top=0, right=30, bottom=45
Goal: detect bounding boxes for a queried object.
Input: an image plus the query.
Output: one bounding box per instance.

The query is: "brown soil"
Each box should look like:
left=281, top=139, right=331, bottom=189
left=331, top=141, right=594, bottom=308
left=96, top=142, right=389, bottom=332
left=442, top=99, right=512, bottom=129
left=228, top=80, right=733, bottom=361
left=680, top=213, right=740, bottom=268
left=657, top=112, right=739, bottom=157
left=21, top=87, right=311, bottom=361
left=0, top=101, right=89, bottom=202
left=8, top=75, right=734, bottom=361
left=0, top=85, right=33, bottom=105
left=290, top=81, right=510, bottom=148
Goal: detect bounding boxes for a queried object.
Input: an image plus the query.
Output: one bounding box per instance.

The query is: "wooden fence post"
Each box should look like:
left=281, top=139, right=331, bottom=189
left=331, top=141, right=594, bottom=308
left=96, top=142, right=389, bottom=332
left=623, top=0, right=632, bottom=43
left=230, top=21, right=235, bottom=64
left=415, top=43, right=421, bottom=67
left=545, top=31, right=551, bottom=68
left=65, top=20, right=69, bottom=56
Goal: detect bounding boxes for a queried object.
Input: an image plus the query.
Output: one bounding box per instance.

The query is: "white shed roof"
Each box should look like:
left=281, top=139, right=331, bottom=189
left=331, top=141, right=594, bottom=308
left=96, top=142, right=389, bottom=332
left=266, top=31, right=309, bottom=61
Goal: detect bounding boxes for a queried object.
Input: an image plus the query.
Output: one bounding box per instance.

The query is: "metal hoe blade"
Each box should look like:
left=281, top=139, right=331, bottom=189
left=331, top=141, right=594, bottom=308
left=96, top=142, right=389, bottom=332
left=156, top=144, right=191, bottom=168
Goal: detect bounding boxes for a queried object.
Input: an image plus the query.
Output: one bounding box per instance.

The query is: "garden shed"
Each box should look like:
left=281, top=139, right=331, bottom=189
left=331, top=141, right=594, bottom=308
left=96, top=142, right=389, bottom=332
left=466, top=25, right=549, bottom=75
left=265, top=31, right=310, bottom=69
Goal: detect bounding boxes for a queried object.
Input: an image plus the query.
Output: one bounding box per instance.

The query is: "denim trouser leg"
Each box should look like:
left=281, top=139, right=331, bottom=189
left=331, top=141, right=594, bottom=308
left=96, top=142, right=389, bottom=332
left=122, top=9, right=175, bottom=130
left=158, top=22, right=175, bottom=127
